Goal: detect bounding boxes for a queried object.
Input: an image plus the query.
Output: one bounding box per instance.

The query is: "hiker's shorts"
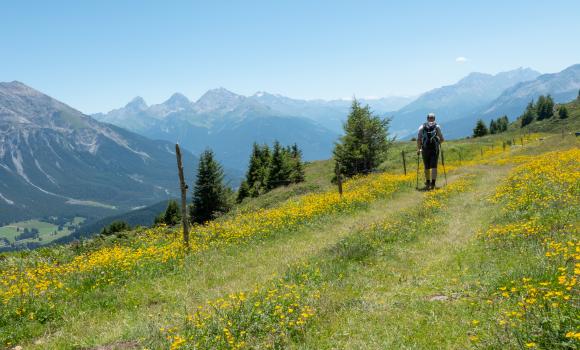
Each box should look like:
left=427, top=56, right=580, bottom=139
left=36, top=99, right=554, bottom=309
left=422, top=147, right=439, bottom=169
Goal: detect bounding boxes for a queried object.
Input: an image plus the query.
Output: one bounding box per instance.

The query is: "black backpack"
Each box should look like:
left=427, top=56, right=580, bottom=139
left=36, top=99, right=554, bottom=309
left=422, top=123, right=439, bottom=149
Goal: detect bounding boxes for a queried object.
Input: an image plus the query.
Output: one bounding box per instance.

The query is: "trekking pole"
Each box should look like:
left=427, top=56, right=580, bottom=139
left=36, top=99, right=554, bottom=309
left=415, top=151, right=420, bottom=190
left=440, top=145, right=448, bottom=186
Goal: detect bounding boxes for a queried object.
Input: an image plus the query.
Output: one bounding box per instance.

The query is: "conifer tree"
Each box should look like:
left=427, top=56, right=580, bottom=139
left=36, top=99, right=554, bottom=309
left=559, top=105, right=569, bottom=119
left=333, top=99, right=392, bottom=178
left=498, top=115, right=509, bottom=132
left=489, top=119, right=498, bottom=134
left=163, top=200, right=181, bottom=226
left=290, top=144, right=305, bottom=183
left=521, top=100, right=536, bottom=127
left=236, top=180, right=250, bottom=203
left=244, top=143, right=271, bottom=197
left=100, top=221, right=130, bottom=235
left=536, top=95, right=555, bottom=120
left=545, top=95, right=555, bottom=118
left=190, top=149, right=230, bottom=224
left=472, top=119, right=489, bottom=137
left=268, top=141, right=292, bottom=189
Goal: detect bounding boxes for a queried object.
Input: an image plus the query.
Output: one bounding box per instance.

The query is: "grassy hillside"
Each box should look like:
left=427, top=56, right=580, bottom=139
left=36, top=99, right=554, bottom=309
left=0, top=120, right=578, bottom=349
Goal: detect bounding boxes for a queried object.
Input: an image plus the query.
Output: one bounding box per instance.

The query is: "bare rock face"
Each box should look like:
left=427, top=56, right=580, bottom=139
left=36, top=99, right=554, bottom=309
left=0, top=81, right=196, bottom=225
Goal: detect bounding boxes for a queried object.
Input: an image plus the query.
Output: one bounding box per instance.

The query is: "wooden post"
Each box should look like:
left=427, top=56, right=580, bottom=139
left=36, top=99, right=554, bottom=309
left=175, top=144, right=189, bottom=249
left=520, top=137, right=524, bottom=147
left=401, top=150, right=407, bottom=176
left=480, top=148, right=483, bottom=158
left=336, top=165, right=343, bottom=197
left=457, top=151, right=462, bottom=165
left=502, top=141, right=506, bottom=152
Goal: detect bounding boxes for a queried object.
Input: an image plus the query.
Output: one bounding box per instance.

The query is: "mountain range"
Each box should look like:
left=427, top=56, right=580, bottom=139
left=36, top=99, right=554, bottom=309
left=0, top=82, right=198, bottom=224
left=442, top=64, right=580, bottom=138
left=93, top=89, right=346, bottom=171
left=95, top=64, right=580, bottom=166
left=388, top=67, right=542, bottom=137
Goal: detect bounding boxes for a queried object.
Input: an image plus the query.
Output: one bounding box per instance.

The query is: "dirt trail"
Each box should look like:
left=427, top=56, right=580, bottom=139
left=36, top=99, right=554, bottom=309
left=294, top=164, right=510, bottom=349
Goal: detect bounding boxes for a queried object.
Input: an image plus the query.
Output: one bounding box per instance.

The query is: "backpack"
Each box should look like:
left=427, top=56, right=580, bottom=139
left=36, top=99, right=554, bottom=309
left=422, top=122, right=440, bottom=149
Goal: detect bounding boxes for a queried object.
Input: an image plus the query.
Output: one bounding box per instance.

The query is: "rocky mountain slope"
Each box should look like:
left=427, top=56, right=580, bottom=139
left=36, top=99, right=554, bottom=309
left=0, top=81, right=198, bottom=224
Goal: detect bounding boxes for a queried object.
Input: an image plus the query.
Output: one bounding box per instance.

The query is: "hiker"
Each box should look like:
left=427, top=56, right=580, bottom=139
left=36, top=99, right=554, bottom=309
left=417, top=112, right=444, bottom=190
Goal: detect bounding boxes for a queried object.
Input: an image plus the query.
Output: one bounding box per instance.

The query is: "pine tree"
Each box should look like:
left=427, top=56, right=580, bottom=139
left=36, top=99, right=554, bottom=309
left=536, top=95, right=555, bottom=120
left=268, top=141, right=292, bottom=189
left=244, top=143, right=270, bottom=197
left=545, top=95, right=555, bottom=118
left=498, top=115, right=509, bottom=132
left=559, top=105, right=569, bottom=119
left=472, top=119, right=489, bottom=137
left=100, top=221, right=130, bottom=235
left=163, top=200, right=181, bottom=226
left=489, top=119, right=498, bottom=134
left=236, top=180, right=250, bottom=203
left=333, top=99, right=392, bottom=178
left=290, top=144, right=305, bottom=183
left=190, top=149, right=231, bottom=224
left=521, top=101, right=536, bottom=127
left=536, top=95, right=547, bottom=120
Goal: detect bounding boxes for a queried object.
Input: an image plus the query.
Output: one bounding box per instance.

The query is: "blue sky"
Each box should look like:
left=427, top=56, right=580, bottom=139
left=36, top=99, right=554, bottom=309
left=2, top=0, right=580, bottom=113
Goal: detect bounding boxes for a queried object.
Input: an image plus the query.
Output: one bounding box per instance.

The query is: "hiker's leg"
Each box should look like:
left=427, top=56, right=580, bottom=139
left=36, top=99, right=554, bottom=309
left=422, top=149, right=431, bottom=188
left=430, top=151, right=438, bottom=188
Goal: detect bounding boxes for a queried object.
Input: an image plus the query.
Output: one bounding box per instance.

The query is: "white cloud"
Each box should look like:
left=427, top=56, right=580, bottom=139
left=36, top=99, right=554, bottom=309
left=455, top=56, right=468, bottom=64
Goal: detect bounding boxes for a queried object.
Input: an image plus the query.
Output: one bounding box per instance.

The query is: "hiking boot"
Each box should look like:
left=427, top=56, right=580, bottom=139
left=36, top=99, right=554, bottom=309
left=431, top=179, right=436, bottom=189
left=424, top=181, right=431, bottom=190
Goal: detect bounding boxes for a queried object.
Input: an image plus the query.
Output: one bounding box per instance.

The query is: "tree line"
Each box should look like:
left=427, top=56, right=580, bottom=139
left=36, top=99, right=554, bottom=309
left=237, top=142, right=305, bottom=202
left=149, top=142, right=306, bottom=228
left=472, top=115, right=509, bottom=138
left=520, top=94, right=569, bottom=127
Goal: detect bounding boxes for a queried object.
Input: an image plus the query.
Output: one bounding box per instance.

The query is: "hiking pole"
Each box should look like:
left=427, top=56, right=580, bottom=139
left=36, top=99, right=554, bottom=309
left=415, top=150, right=420, bottom=190
left=439, top=144, right=448, bottom=186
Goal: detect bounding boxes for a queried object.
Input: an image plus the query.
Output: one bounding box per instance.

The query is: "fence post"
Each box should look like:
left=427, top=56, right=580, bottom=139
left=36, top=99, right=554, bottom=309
left=336, top=166, right=343, bottom=197
left=520, top=137, right=524, bottom=147
left=175, top=144, right=189, bottom=250
left=480, top=148, right=483, bottom=158
left=401, top=150, right=407, bottom=176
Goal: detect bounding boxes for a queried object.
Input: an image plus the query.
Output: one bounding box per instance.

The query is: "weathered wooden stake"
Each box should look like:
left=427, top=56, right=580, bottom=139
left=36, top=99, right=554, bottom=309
left=175, top=144, right=189, bottom=249
left=480, top=148, right=483, bottom=158
left=401, top=150, right=407, bottom=176
left=502, top=141, right=506, bottom=152
left=336, top=166, right=343, bottom=197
